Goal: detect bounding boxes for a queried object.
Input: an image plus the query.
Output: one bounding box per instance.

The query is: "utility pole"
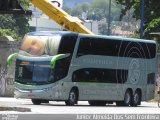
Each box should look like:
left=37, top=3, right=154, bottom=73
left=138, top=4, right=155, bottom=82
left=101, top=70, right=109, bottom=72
left=107, top=0, right=111, bottom=35
left=140, top=0, right=144, bottom=38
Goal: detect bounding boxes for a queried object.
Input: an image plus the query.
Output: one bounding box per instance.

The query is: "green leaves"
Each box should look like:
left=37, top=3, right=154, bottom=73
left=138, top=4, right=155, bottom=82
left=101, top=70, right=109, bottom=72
left=0, top=14, right=19, bottom=40
left=0, top=1, right=30, bottom=41
left=19, top=0, right=30, bottom=11
left=64, top=0, right=120, bottom=35
left=144, top=17, right=160, bottom=39
left=0, top=28, right=19, bottom=40
left=115, top=0, right=160, bottom=39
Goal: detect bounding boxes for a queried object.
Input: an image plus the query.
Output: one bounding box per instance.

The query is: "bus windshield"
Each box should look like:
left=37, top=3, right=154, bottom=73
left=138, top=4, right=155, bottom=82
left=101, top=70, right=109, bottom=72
left=20, top=34, right=62, bottom=56
left=15, top=59, right=54, bottom=85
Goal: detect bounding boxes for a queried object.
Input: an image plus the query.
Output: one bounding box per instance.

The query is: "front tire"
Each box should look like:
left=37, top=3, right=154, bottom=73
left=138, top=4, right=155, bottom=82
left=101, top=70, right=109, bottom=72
left=65, top=89, right=78, bottom=106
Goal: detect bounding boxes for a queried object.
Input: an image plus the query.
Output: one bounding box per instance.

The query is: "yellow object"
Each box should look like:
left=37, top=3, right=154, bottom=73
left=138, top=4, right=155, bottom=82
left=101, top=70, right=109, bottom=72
left=30, top=0, right=93, bottom=34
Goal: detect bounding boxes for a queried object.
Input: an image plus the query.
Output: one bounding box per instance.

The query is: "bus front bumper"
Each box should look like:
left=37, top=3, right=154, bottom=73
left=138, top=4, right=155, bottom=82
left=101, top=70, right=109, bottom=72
left=14, top=87, right=55, bottom=99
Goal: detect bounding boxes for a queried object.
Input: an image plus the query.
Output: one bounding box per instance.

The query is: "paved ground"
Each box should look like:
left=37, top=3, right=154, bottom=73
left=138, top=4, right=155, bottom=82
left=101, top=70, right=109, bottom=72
left=0, top=97, right=160, bottom=114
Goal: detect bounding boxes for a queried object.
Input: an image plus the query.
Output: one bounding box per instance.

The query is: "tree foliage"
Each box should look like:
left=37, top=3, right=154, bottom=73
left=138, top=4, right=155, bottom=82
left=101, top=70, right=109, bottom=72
left=64, top=0, right=121, bottom=35
left=19, top=0, right=30, bottom=11
left=0, top=28, right=19, bottom=39
left=98, top=23, right=108, bottom=35
left=115, top=0, right=160, bottom=39
left=0, top=14, right=19, bottom=40
left=89, top=0, right=121, bottom=21
left=13, top=14, right=30, bottom=37
left=0, top=0, right=30, bottom=41
left=65, top=0, right=120, bottom=21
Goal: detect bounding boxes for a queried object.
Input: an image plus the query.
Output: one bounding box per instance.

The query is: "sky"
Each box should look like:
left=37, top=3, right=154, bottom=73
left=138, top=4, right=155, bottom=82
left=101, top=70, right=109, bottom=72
left=63, top=0, right=93, bottom=7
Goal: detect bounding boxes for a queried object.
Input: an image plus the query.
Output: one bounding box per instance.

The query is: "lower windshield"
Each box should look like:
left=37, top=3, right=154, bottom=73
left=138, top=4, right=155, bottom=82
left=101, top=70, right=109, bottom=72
left=15, top=60, right=54, bottom=85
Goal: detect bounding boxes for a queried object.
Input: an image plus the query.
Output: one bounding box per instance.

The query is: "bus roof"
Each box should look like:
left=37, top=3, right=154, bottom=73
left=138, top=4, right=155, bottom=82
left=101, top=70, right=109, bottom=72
left=78, top=33, right=156, bottom=44
left=26, top=31, right=156, bottom=44
left=26, top=31, right=78, bottom=36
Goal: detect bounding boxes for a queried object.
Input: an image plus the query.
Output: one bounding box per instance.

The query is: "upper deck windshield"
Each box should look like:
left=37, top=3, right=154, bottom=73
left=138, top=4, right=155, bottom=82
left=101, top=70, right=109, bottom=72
left=20, top=34, right=62, bottom=56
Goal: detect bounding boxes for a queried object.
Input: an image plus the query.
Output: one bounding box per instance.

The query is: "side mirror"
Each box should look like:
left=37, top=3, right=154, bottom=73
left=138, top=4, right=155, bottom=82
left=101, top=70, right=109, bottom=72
left=7, top=53, right=18, bottom=66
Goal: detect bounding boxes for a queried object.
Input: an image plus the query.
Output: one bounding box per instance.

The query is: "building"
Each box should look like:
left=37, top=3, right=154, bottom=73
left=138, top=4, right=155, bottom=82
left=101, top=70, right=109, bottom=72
left=29, top=5, right=98, bottom=34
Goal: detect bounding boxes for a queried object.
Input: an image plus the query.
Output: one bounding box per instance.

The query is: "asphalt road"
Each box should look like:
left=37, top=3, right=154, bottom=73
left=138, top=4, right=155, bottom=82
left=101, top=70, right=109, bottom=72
left=0, top=97, right=160, bottom=114
left=0, top=98, right=160, bottom=120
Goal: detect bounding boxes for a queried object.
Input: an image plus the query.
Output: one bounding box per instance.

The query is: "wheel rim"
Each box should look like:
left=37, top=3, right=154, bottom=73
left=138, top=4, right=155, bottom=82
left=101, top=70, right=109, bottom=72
left=70, top=91, right=76, bottom=103
left=125, top=92, right=131, bottom=104
left=134, top=92, right=139, bottom=104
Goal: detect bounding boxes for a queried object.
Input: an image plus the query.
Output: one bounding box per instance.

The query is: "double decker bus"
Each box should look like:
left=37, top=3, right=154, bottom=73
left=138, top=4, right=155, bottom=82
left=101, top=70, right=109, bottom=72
left=8, top=31, right=156, bottom=106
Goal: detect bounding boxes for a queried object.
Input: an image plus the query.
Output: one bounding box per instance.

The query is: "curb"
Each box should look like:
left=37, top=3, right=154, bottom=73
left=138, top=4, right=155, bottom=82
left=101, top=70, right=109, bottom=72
left=0, top=107, right=31, bottom=112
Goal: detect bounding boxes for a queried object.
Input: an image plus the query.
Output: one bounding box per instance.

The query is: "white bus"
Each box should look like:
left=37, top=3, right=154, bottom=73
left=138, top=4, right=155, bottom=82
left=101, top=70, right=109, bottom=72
left=8, top=31, right=156, bottom=106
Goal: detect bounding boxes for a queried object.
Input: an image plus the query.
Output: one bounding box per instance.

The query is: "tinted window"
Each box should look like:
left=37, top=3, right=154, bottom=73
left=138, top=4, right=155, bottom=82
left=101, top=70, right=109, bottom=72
left=72, top=68, right=128, bottom=84
left=15, top=60, right=53, bottom=85
left=77, top=37, right=156, bottom=59
left=54, top=56, right=71, bottom=81
left=58, top=35, right=77, bottom=55
left=55, top=35, right=78, bottom=81
left=147, top=73, right=155, bottom=84
left=77, top=37, right=121, bottom=57
left=118, top=41, right=156, bottom=59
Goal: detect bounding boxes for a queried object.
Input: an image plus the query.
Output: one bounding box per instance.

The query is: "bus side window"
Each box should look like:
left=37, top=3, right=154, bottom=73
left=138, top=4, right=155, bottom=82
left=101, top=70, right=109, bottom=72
left=58, top=35, right=77, bottom=55
left=54, top=56, right=71, bottom=81
left=76, top=38, right=92, bottom=57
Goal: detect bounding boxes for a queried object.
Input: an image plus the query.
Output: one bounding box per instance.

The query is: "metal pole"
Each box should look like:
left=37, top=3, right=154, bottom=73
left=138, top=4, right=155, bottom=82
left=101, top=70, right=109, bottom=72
left=91, top=21, right=92, bottom=32
left=107, top=0, right=111, bottom=35
left=140, top=0, right=144, bottom=38
left=36, top=16, right=38, bottom=31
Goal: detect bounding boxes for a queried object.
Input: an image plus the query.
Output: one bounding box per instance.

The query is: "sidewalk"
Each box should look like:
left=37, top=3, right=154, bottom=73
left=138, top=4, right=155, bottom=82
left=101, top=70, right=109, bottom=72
left=0, top=97, right=31, bottom=112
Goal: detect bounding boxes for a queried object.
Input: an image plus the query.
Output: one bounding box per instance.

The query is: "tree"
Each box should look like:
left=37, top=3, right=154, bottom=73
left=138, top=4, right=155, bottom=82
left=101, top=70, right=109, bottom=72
left=13, top=14, right=30, bottom=37
left=67, top=0, right=121, bottom=35
left=0, top=14, right=19, bottom=40
left=70, top=2, right=90, bottom=18
left=19, top=0, right=30, bottom=11
left=115, top=0, right=160, bottom=39
left=144, top=17, right=160, bottom=39
left=90, top=0, right=109, bottom=21
left=0, top=0, right=30, bottom=40
left=0, top=28, right=19, bottom=39
left=90, top=0, right=121, bottom=35
left=98, top=23, right=108, bottom=35
left=63, top=6, right=72, bottom=14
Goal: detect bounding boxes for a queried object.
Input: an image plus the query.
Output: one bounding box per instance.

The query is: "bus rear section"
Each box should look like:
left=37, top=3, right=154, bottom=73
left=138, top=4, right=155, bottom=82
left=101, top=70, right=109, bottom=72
left=68, top=35, right=156, bottom=106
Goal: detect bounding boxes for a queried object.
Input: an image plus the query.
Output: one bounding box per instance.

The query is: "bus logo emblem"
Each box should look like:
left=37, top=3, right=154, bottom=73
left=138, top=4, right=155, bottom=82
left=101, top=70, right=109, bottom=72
left=129, top=59, right=140, bottom=84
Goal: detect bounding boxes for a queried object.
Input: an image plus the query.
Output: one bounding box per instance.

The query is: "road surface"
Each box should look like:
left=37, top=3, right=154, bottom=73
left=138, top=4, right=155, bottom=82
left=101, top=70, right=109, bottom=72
left=0, top=97, right=160, bottom=114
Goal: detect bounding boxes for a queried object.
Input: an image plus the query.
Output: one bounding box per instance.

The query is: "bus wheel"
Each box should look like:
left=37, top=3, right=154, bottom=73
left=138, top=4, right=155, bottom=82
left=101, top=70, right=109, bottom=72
left=130, top=91, right=141, bottom=107
left=123, top=90, right=132, bottom=106
left=116, top=90, right=132, bottom=106
left=31, top=99, right=42, bottom=105
left=65, top=89, right=78, bottom=106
